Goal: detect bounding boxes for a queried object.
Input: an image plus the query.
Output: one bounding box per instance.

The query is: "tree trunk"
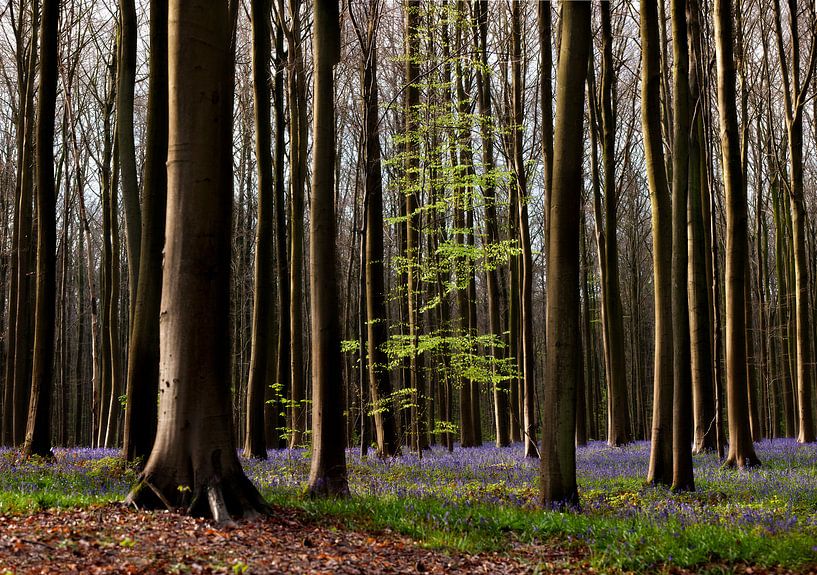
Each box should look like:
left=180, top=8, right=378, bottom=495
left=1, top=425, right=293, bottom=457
left=126, top=0, right=269, bottom=521
left=352, top=0, right=399, bottom=457
left=286, top=0, right=307, bottom=447
left=687, top=0, right=716, bottom=454
left=22, top=0, right=59, bottom=458
left=540, top=0, right=590, bottom=509
left=670, top=0, right=694, bottom=492
left=642, top=0, right=674, bottom=486
left=117, top=0, right=141, bottom=324
left=123, top=0, right=168, bottom=464
left=715, top=0, right=761, bottom=468
left=510, top=0, right=536, bottom=459
left=307, top=0, right=349, bottom=497
left=243, top=0, right=274, bottom=460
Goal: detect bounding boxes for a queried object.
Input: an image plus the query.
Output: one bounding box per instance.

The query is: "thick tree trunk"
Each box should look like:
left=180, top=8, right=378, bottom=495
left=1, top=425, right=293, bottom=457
left=540, top=0, right=590, bottom=509
left=126, top=0, right=268, bottom=521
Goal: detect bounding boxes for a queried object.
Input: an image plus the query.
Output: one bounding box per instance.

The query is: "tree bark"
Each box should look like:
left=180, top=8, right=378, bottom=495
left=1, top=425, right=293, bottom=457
left=22, top=0, right=59, bottom=458
left=510, top=0, right=536, bottom=458
left=642, top=0, right=674, bottom=486
left=126, top=0, right=269, bottom=521
left=307, top=0, right=349, bottom=497
left=243, top=0, right=274, bottom=460
left=123, top=0, right=168, bottom=464
left=715, top=0, right=761, bottom=468
left=670, top=0, right=694, bottom=492
left=540, top=0, right=590, bottom=509
left=117, top=0, right=142, bottom=324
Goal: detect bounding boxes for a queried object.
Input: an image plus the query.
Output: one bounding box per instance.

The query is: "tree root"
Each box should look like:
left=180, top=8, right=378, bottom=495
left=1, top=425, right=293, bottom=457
left=126, top=472, right=270, bottom=525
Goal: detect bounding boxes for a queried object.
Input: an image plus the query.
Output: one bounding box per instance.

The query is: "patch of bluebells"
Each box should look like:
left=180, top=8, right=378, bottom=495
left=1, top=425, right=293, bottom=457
left=242, top=439, right=817, bottom=537
left=0, top=446, right=136, bottom=501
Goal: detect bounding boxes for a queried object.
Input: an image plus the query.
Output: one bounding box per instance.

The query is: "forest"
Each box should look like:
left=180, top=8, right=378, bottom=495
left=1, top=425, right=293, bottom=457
left=1, top=0, right=817, bottom=572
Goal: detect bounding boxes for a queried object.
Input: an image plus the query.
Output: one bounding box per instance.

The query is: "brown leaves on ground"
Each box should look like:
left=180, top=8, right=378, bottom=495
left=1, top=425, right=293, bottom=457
left=1, top=504, right=814, bottom=574
left=0, top=503, right=579, bottom=574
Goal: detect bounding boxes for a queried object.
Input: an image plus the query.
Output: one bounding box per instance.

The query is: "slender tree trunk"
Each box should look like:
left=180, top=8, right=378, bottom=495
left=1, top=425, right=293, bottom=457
left=687, top=0, right=716, bottom=454
left=598, top=0, right=631, bottom=447
left=670, top=0, right=694, bottom=492
left=508, top=0, right=536, bottom=458
left=715, top=0, right=761, bottom=468
left=123, top=0, right=168, bottom=463
left=243, top=0, right=274, bottom=459
left=307, top=0, right=349, bottom=497
left=22, top=0, right=59, bottom=458
left=11, top=0, right=39, bottom=446
left=352, top=1, right=399, bottom=457
left=286, top=0, right=307, bottom=447
left=540, top=0, right=590, bottom=509
left=117, top=0, right=141, bottom=324
left=643, top=0, right=674, bottom=486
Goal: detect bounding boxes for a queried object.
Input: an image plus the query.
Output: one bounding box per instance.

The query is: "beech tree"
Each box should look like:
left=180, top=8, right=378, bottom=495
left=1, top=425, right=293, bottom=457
left=715, top=0, right=761, bottom=469
left=126, top=0, right=269, bottom=520
left=540, top=0, right=590, bottom=509
left=123, top=0, right=168, bottom=464
left=307, top=0, right=348, bottom=497
left=643, top=0, right=674, bottom=487
left=22, top=0, right=58, bottom=458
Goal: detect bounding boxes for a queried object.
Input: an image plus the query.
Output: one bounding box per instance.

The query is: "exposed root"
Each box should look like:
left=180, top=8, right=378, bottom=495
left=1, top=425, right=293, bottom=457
left=126, top=472, right=270, bottom=524
left=207, top=484, right=237, bottom=528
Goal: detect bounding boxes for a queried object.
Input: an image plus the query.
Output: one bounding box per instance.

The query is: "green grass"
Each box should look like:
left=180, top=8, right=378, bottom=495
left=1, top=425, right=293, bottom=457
left=261, top=488, right=817, bottom=572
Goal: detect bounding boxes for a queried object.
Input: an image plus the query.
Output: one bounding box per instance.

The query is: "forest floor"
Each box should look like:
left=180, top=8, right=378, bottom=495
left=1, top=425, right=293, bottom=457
left=0, top=503, right=809, bottom=575
left=0, top=502, right=583, bottom=574
left=2, top=441, right=817, bottom=574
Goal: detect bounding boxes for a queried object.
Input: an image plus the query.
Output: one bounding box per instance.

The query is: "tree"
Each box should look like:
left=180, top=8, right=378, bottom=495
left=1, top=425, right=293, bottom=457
left=123, top=0, right=168, bottom=464
left=772, top=0, right=817, bottom=444
left=126, top=0, right=269, bottom=521
left=403, top=0, right=428, bottom=453
left=283, top=0, right=308, bottom=448
left=117, top=0, right=141, bottom=323
left=3, top=0, right=38, bottom=447
left=510, top=0, right=536, bottom=459
left=243, top=0, right=274, bottom=460
left=670, top=0, right=694, bottom=492
left=714, top=0, right=761, bottom=469
left=643, top=0, right=674, bottom=487
left=349, top=0, right=399, bottom=457
left=22, top=0, right=59, bottom=458
left=540, top=0, right=590, bottom=509
left=473, top=0, right=508, bottom=449
left=596, top=0, right=631, bottom=448
left=307, top=0, right=349, bottom=498
left=686, top=0, right=717, bottom=454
